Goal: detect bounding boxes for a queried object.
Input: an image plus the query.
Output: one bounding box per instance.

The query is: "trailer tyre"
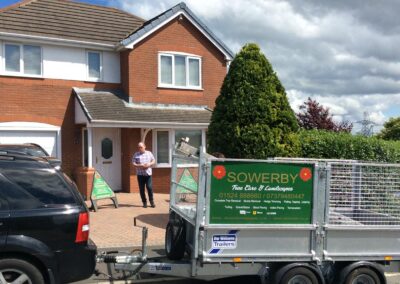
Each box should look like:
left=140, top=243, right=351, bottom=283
left=280, top=267, right=319, bottom=284
left=165, top=220, right=186, bottom=260
left=344, top=267, right=381, bottom=284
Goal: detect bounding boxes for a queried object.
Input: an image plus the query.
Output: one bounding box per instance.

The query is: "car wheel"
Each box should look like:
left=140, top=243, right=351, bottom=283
left=0, top=258, right=44, bottom=284
left=165, top=220, right=186, bottom=260
left=344, top=267, right=381, bottom=284
left=280, top=267, right=319, bottom=284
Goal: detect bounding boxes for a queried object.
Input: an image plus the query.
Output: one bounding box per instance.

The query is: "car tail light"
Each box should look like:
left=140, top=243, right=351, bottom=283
left=75, top=212, right=89, bottom=243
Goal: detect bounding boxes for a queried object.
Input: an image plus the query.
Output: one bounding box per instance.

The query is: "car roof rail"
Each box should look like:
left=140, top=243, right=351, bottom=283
left=0, top=152, right=47, bottom=163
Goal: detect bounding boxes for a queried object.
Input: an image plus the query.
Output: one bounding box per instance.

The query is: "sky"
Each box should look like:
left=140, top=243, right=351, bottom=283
left=1, top=0, right=400, bottom=133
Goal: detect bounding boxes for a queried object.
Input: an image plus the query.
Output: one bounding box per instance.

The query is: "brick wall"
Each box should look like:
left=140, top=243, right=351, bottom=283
left=119, top=16, right=229, bottom=193
left=0, top=14, right=228, bottom=195
left=153, top=168, right=171, bottom=193
left=121, top=128, right=140, bottom=193
left=0, top=76, right=120, bottom=177
left=120, top=128, right=171, bottom=193
left=120, top=50, right=130, bottom=96
left=123, top=16, right=228, bottom=108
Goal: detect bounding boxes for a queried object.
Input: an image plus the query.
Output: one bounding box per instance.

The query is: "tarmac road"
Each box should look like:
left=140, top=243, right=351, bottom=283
left=73, top=246, right=400, bottom=284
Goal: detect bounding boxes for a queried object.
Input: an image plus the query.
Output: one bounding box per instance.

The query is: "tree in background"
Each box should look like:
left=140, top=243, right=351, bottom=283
left=378, top=117, right=400, bottom=140
left=296, top=97, right=353, bottom=133
left=208, top=43, right=299, bottom=158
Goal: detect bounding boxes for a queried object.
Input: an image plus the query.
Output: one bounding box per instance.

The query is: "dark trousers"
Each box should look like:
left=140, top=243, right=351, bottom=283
left=137, top=175, right=154, bottom=204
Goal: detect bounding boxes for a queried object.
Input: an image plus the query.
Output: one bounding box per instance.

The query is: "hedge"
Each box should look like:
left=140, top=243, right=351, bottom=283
left=299, top=130, right=400, bottom=163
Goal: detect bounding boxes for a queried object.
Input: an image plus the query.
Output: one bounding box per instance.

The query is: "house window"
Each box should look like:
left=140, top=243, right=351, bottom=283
left=4, top=44, right=42, bottom=75
left=153, top=129, right=204, bottom=166
left=156, top=131, right=170, bottom=165
left=87, top=51, right=101, bottom=80
left=159, top=53, right=201, bottom=89
left=175, top=130, right=202, bottom=149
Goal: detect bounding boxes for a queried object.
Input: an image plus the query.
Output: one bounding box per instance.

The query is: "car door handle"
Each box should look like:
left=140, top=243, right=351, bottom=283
left=0, top=222, right=3, bottom=226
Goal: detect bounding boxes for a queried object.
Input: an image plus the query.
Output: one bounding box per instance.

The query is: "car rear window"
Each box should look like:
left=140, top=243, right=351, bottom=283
left=25, top=148, right=47, bottom=157
left=0, top=147, right=46, bottom=157
left=0, top=168, right=76, bottom=209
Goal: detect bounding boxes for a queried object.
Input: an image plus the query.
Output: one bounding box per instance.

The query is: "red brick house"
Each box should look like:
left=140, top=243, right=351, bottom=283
left=0, top=0, right=233, bottom=197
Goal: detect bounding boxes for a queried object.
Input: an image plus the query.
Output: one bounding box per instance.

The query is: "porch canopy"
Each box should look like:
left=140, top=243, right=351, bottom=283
left=73, top=88, right=211, bottom=167
left=74, top=88, right=211, bottom=128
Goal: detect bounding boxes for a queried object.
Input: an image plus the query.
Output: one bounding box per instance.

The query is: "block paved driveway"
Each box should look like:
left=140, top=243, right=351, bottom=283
left=88, top=193, right=170, bottom=248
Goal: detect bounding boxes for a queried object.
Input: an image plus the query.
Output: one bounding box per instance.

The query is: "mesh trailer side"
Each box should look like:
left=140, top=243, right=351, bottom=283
left=328, top=162, right=400, bottom=226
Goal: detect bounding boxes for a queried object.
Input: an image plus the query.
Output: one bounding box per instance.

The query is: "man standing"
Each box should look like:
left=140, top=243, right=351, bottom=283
left=132, top=142, right=156, bottom=208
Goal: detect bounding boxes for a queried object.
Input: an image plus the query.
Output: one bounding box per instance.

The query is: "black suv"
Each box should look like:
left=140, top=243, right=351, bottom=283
left=0, top=153, right=96, bottom=283
left=0, top=143, right=62, bottom=169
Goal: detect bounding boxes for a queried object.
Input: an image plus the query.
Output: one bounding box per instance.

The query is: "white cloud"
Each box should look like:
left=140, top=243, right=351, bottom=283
left=113, top=0, right=400, bottom=127
left=287, top=89, right=400, bottom=132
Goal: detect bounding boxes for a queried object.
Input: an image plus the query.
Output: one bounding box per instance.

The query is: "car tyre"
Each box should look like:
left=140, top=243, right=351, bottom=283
left=165, top=220, right=186, bottom=260
left=0, top=258, right=45, bottom=284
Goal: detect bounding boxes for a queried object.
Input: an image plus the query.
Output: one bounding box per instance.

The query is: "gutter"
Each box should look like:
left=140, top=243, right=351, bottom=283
left=89, top=119, right=209, bottom=129
left=0, top=32, right=116, bottom=50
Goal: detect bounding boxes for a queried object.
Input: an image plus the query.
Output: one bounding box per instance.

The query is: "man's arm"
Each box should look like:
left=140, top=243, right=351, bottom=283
left=142, top=152, right=155, bottom=168
left=132, top=153, right=143, bottom=169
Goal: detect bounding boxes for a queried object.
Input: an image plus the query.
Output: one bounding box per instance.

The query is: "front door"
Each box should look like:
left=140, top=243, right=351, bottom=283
left=93, top=128, right=121, bottom=191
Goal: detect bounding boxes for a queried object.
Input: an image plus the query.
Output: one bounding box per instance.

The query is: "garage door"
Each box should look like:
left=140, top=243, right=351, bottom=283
left=0, top=130, right=58, bottom=157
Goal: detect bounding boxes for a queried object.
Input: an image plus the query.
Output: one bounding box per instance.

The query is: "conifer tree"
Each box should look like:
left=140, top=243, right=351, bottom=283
left=208, top=43, right=299, bottom=158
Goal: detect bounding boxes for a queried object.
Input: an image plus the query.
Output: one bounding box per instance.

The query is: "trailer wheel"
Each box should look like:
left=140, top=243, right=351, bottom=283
left=165, top=220, right=186, bottom=260
left=280, top=267, right=319, bottom=284
left=344, top=267, right=381, bottom=284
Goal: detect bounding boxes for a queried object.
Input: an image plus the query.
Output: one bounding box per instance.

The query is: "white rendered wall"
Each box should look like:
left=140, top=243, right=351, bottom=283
left=0, top=42, right=120, bottom=83
left=102, top=51, right=120, bottom=83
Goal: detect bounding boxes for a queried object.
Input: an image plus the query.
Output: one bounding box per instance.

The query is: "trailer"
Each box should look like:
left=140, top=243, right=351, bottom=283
left=98, top=141, right=400, bottom=283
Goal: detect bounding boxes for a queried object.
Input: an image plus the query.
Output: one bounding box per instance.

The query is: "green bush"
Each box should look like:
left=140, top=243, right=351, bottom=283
left=299, top=130, right=400, bottom=162
left=208, top=43, right=299, bottom=158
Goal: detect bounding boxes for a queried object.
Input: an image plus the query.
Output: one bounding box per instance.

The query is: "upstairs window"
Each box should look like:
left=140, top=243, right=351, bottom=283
left=159, top=53, right=201, bottom=89
left=4, top=44, right=42, bottom=76
left=87, top=51, right=102, bottom=80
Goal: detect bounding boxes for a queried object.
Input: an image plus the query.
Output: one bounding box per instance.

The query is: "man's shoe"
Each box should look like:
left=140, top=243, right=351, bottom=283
left=150, top=202, right=156, bottom=208
left=143, top=203, right=147, bottom=208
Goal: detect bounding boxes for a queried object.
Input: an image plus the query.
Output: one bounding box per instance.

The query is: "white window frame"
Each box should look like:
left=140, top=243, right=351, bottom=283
left=82, top=127, right=88, bottom=167
left=158, top=52, right=202, bottom=90
left=152, top=129, right=206, bottom=167
left=3, top=43, right=43, bottom=77
left=86, top=50, right=103, bottom=81
left=153, top=130, right=174, bottom=168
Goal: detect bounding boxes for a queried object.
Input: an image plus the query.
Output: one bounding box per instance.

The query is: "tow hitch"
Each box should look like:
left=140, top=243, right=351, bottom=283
left=96, top=217, right=148, bottom=266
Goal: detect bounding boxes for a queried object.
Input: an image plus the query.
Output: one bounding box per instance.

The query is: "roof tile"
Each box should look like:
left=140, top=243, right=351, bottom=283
left=74, top=89, right=212, bottom=125
left=0, top=0, right=145, bottom=45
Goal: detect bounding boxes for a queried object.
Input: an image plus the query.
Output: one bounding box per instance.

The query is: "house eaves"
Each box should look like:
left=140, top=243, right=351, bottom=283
left=120, top=2, right=234, bottom=61
left=0, top=31, right=116, bottom=50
